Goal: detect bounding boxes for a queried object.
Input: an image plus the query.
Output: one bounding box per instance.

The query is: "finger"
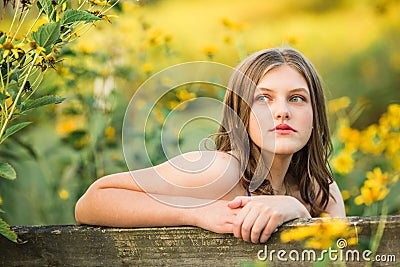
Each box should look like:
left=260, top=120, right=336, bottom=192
left=250, top=212, right=270, bottom=243
left=228, top=196, right=251, bottom=209
left=259, top=212, right=283, bottom=243
left=233, top=204, right=251, bottom=239
left=240, top=207, right=259, bottom=243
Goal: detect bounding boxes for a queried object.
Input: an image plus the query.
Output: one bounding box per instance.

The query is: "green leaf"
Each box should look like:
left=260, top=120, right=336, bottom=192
left=0, top=93, right=9, bottom=100
left=1, top=122, right=32, bottom=143
left=32, top=22, right=60, bottom=53
left=37, top=0, right=53, bottom=21
left=0, top=162, right=16, bottom=180
left=60, top=10, right=102, bottom=25
left=22, top=95, right=65, bottom=111
left=0, top=34, right=6, bottom=44
left=0, top=217, right=18, bottom=243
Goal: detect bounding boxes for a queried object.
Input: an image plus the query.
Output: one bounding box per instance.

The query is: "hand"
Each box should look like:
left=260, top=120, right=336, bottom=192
left=191, top=200, right=241, bottom=234
left=228, top=195, right=310, bottom=243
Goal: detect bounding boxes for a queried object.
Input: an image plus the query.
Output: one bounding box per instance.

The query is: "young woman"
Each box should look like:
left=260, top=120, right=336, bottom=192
left=75, top=47, right=345, bottom=244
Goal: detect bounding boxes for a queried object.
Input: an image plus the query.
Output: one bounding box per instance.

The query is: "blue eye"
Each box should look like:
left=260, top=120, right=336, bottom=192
left=256, top=95, right=269, bottom=102
left=290, top=96, right=305, bottom=103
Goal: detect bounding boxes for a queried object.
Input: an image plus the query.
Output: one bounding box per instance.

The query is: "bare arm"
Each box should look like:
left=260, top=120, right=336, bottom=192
left=75, top=151, right=241, bottom=230
left=75, top=185, right=239, bottom=233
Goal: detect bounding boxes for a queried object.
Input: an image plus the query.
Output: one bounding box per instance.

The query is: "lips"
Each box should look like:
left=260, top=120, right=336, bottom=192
left=272, top=124, right=296, bottom=134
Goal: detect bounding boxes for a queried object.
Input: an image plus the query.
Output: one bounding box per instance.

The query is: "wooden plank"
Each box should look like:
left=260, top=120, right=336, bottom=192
left=1, top=216, right=399, bottom=266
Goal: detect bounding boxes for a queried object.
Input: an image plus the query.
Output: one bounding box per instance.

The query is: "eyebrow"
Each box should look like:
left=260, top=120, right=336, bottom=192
left=256, top=87, right=310, bottom=95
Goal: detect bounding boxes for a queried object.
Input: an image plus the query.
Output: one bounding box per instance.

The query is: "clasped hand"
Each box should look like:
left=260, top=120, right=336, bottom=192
left=195, top=195, right=306, bottom=244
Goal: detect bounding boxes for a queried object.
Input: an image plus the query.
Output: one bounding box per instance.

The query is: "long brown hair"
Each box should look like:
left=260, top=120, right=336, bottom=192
left=214, top=47, right=333, bottom=217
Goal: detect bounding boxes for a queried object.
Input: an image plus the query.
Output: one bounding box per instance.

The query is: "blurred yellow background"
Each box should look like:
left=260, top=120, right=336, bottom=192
left=0, top=0, right=399, bottom=225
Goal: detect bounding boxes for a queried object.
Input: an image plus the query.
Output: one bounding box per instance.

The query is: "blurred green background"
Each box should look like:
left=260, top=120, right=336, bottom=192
left=0, top=0, right=399, bottom=225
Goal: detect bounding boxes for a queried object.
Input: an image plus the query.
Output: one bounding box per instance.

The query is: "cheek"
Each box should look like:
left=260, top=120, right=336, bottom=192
left=248, top=112, right=262, bottom=144
left=248, top=107, right=274, bottom=144
left=302, top=109, right=314, bottom=137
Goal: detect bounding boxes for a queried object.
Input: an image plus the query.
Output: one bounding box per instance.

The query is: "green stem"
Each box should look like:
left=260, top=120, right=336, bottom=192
left=10, top=5, right=31, bottom=43
left=365, top=203, right=388, bottom=267
left=7, top=0, right=20, bottom=41
left=0, top=53, right=39, bottom=143
left=23, top=8, right=45, bottom=40
left=26, top=71, right=44, bottom=101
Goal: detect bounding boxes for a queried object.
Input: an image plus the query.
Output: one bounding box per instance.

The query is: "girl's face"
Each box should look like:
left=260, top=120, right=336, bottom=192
left=248, top=64, right=313, bottom=156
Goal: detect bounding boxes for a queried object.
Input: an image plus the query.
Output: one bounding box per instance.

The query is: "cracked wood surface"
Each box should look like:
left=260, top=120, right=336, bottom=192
left=1, top=216, right=399, bottom=266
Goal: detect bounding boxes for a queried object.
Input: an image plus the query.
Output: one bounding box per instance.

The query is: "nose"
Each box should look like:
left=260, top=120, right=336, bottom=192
left=274, top=101, right=291, bottom=120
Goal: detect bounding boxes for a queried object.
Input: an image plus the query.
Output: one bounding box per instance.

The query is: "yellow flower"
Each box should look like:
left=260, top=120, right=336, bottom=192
left=0, top=93, right=18, bottom=114
left=331, top=151, right=354, bottom=175
left=280, top=225, right=316, bottom=242
left=0, top=195, right=3, bottom=205
left=202, top=45, right=217, bottom=59
left=222, top=35, right=232, bottom=45
left=366, top=167, right=389, bottom=186
left=337, top=125, right=360, bottom=152
left=220, top=18, right=243, bottom=31
left=56, top=119, right=77, bottom=136
left=74, top=134, right=89, bottom=149
left=89, top=0, right=111, bottom=6
left=164, top=34, right=172, bottom=43
left=105, top=126, right=115, bottom=138
left=281, top=216, right=359, bottom=250
left=0, top=41, right=23, bottom=59
left=58, top=189, right=69, bottom=200
left=56, top=116, right=85, bottom=137
left=354, top=186, right=388, bottom=206
left=386, top=104, right=400, bottom=129
left=328, top=97, right=351, bottom=114
left=147, top=29, right=163, bottom=46
left=384, top=132, right=400, bottom=158
left=166, top=100, right=179, bottom=110
left=354, top=168, right=396, bottom=206
left=176, top=89, right=196, bottom=101
left=142, top=63, right=153, bottom=74
left=152, top=107, right=165, bottom=124
left=104, top=126, right=116, bottom=143
left=359, top=124, right=385, bottom=155
left=77, top=41, right=97, bottom=54
left=285, top=35, right=300, bottom=46
left=341, top=190, right=350, bottom=201
left=28, top=41, right=46, bottom=55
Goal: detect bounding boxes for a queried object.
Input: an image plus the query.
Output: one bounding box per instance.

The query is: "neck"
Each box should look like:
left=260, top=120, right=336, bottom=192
left=262, top=152, right=293, bottom=194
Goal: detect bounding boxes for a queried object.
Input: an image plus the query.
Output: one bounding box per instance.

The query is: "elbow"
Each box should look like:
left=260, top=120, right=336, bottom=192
left=74, top=197, right=84, bottom=224
left=74, top=182, right=101, bottom=225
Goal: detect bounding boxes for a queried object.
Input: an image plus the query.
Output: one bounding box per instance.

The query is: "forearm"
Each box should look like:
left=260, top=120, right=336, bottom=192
left=75, top=187, right=199, bottom=227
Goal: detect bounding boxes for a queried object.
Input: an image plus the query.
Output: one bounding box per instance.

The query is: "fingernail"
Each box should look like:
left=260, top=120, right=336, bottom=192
left=273, top=228, right=279, bottom=233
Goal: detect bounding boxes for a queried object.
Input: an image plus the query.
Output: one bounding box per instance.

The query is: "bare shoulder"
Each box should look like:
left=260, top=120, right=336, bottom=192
left=326, top=181, right=346, bottom=217
left=155, top=150, right=241, bottom=187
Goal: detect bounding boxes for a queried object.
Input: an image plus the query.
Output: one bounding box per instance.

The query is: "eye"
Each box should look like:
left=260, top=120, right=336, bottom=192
left=290, top=95, right=306, bottom=103
left=255, top=95, right=270, bottom=103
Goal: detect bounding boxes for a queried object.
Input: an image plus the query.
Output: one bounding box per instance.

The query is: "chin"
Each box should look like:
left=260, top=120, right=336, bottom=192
left=262, top=145, right=303, bottom=156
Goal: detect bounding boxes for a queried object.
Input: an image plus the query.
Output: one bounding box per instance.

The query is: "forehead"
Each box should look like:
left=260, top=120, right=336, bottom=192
left=256, top=65, right=309, bottom=93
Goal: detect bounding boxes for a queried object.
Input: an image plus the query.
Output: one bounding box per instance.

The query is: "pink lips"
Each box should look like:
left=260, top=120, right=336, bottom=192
left=272, top=124, right=296, bottom=134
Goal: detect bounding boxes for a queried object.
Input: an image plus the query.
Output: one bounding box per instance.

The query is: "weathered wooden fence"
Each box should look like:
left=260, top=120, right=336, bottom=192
left=1, top=216, right=399, bottom=266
